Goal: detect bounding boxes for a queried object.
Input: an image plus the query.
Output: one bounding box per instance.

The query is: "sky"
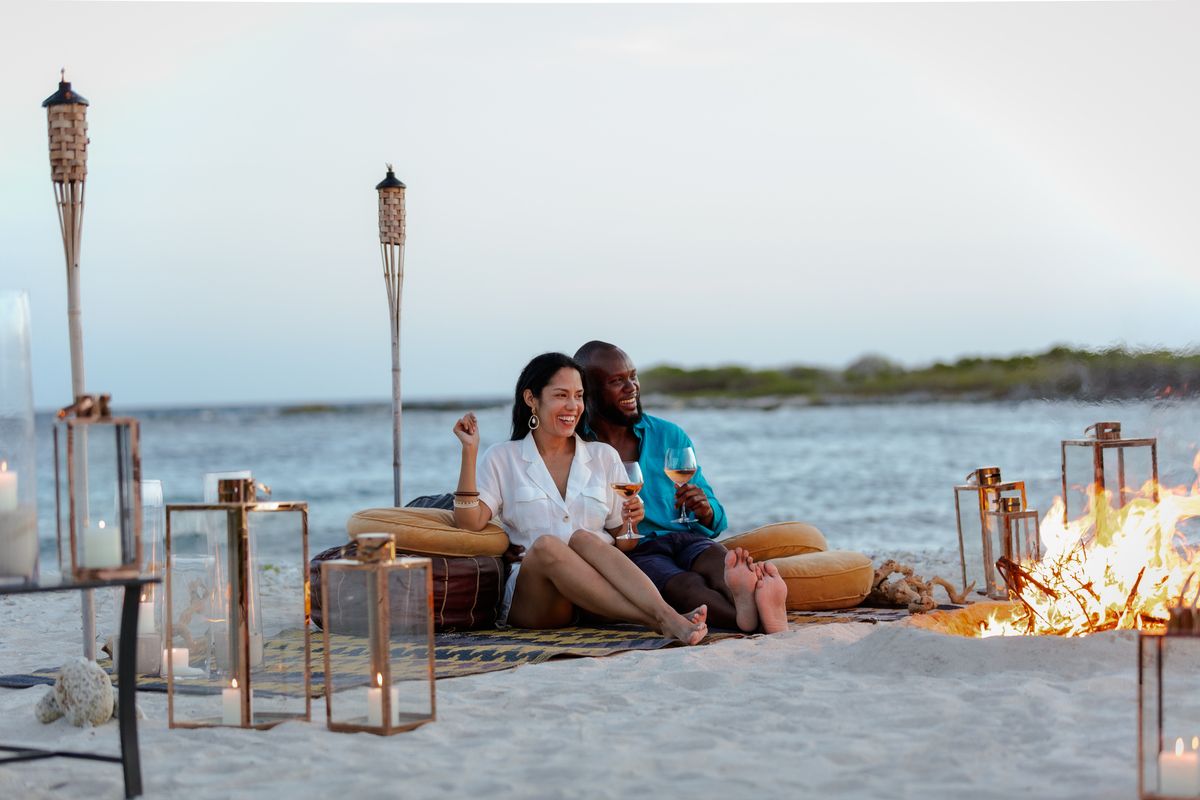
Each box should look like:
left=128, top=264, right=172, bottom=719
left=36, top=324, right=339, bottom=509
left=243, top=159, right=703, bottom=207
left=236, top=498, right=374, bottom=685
left=1, top=1, right=1197, bottom=407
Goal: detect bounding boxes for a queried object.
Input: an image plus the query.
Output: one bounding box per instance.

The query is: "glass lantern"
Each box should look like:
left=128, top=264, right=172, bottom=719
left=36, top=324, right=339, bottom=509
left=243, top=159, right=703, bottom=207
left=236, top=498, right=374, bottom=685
left=1061, top=421, right=1158, bottom=524
left=1139, top=608, right=1200, bottom=799
left=53, top=394, right=142, bottom=580
left=109, top=479, right=166, bottom=674
left=954, top=467, right=1027, bottom=596
left=321, top=533, right=435, bottom=735
left=164, top=477, right=310, bottom=729
left=0, top=290, right=38, bottom=585
left=980, top=496, right=1041, bottom=600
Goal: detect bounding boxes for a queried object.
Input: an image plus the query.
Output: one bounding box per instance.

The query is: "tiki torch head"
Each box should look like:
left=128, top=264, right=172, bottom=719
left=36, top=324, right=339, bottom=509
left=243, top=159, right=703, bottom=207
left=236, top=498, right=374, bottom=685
left=43, top=71, right=89, bottom=184
left=376, top=164, right=406, bottom=246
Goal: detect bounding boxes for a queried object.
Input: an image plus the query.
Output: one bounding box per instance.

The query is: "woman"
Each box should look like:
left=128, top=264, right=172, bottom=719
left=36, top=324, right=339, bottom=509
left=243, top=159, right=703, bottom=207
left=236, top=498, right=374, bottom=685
left=451, top=352, right=708, bottom=644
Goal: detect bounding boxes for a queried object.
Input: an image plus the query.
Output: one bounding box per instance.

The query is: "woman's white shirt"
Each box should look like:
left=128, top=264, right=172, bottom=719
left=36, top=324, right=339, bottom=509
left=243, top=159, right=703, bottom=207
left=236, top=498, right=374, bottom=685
left=476, top=434, right=627, bottom=550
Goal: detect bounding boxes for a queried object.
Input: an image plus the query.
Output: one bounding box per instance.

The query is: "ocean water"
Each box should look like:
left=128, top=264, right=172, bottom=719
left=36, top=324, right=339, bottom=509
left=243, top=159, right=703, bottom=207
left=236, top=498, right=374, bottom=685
left=30, top=398, right=1200, bottom=565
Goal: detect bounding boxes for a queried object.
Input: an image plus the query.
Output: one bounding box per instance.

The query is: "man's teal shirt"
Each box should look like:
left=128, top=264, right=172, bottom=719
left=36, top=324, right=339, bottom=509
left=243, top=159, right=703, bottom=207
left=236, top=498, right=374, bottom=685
left=588, top=413, right=728, bottom=540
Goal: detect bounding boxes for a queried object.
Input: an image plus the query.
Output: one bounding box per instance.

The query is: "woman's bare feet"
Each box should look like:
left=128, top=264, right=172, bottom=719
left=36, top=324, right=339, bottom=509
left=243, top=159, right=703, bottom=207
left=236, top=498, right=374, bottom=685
left=724, top=548, right=760, bottom=632
left=754, top=562, right=789, bottom=635
left=659, top=604, right=708, bottom=645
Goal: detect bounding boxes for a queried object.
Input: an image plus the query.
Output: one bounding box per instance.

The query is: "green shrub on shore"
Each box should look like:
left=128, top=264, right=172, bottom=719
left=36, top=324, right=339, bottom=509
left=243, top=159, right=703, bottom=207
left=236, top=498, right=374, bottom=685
left=640, top=346, right=1200, bottom=402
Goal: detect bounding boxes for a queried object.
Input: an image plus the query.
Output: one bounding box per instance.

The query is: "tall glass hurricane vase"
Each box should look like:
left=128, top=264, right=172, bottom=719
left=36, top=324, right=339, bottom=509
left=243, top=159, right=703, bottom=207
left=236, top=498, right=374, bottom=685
left=0, top=291, right=38, bottom=584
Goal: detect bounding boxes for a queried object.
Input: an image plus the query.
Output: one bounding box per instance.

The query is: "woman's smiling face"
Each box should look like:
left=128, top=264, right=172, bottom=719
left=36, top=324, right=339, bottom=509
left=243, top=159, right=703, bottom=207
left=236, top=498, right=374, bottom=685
left=527, top=367, right=584, bottom=439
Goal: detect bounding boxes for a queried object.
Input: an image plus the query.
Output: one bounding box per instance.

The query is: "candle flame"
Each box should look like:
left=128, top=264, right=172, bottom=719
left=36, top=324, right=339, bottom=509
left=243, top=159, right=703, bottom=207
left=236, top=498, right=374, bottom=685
left=1, top=461, right=7, bottom=472
left=231, top=678, right=238, bottom=690
left=376, top=672, right=383, bottom=688
left=1177, top=738, right=1185, bottom=756
left=1193, top=736, right=1198, bottom=750
left=98, top=520, right=106, bottom=530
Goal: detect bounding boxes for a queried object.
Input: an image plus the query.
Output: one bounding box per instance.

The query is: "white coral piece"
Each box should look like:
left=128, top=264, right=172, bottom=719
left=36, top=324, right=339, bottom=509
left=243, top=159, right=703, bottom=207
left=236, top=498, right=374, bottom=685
left=35, top=657, right=117, bottom=727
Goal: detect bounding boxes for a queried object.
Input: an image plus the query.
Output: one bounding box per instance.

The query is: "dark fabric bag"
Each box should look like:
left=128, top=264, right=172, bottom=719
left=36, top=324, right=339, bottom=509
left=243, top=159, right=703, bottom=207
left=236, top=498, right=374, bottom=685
left=310, top=492, right=506, bottom=632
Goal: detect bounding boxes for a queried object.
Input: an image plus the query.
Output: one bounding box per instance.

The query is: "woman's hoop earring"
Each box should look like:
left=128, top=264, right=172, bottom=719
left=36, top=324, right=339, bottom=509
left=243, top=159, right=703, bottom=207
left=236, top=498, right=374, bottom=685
left=528, top=413, right=540, bottom=430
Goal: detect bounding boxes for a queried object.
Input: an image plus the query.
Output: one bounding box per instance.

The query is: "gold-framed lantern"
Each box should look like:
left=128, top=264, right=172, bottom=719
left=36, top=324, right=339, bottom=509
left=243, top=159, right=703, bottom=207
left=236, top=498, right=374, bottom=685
left=980, top=496, right=1041, bottom=600
left=1138, top=606, right=1200, bottom=799
left=320, top=533, right=435, bottom=735
left=53, top=394, right=142, bottom=580
left=954, top=467, right=1028, bottom=596
left=1062, top=421, right=1159, bottom=523
left=164, top=477, right=310, bottom=729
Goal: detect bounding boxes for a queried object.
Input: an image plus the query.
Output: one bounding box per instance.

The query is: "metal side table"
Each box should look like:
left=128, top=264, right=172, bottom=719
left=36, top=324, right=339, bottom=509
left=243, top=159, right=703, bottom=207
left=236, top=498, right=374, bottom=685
left=0, top=575, right=159, bottom=799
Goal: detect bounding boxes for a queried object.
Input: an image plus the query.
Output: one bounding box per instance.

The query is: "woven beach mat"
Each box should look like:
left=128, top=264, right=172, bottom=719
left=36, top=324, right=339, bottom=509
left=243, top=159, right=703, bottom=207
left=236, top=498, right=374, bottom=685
left=0, top=606, right=930, bottom=694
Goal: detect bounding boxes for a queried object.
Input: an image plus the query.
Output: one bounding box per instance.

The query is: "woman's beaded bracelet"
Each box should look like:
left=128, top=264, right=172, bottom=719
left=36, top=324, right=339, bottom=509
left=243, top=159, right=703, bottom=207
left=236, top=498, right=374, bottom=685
left=453, top=491, right=479, bottom=497
left=453, top=498, right=480, bottom=509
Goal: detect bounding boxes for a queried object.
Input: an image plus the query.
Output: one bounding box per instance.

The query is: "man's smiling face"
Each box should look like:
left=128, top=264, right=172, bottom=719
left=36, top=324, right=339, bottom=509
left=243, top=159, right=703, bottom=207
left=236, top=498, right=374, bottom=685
left=588, top=348, right=642, bottom=426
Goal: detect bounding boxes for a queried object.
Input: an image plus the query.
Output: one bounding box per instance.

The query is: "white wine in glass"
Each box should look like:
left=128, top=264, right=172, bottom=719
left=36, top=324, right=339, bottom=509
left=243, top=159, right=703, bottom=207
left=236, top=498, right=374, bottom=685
left=664, top=447, right=698, bottom=524
left=611, top=461, right=644, bottom=540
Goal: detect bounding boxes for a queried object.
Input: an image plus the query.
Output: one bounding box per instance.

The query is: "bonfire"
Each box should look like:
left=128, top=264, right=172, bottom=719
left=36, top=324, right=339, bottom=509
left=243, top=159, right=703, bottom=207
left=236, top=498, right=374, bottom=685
left=979, top=456, right=1200, bottom=637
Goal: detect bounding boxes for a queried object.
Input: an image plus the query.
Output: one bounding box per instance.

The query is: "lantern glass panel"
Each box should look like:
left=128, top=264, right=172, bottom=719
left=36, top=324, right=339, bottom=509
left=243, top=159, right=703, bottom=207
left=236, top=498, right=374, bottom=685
left=322, top=558, right=434, bottom=734
left=166, top=504, right=309, bottom=728
left=1063, top=440, right=1158, bottom=522
left=54, top=417, right=141, bottom=577
left=980, top=508, right=1039, bottom=600
left=1139, top=634, right=1200, bottom=799
left=104, top=479, right=166, bottom=674
left=954, top=480, right=1026, bottom=596
left=0, top=290, right=37, bottom=585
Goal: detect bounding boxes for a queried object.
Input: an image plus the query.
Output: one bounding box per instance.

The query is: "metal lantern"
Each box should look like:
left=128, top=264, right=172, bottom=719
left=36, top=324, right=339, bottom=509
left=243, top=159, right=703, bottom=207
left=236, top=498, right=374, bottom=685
left=954, top=466, right=1028, bottom=596
left=164, top=477, right=310, bottom=729
left=1138, top=606, right=1200, bottom=799
left=1062, top=421, right=1159, bottom=523
left=321, top=533, right=435, bottom=735
left=109, top=480, right=165, bottom=674
left=980, top=496, right=1041, bottom=600
left=53, top=394, right=142, bottom=580
left=0, top=290, right=38, bottom=585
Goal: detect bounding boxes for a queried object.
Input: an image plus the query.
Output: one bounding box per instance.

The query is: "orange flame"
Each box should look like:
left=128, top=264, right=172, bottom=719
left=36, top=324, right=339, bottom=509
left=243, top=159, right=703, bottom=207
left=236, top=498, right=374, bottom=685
left=978, top=456, right=1200, bottom=637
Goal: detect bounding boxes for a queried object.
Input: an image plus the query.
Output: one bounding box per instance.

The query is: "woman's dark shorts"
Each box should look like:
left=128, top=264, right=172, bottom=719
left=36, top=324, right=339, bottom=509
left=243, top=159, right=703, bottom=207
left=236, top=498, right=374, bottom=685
left=627, top=531, right=725, bottom=593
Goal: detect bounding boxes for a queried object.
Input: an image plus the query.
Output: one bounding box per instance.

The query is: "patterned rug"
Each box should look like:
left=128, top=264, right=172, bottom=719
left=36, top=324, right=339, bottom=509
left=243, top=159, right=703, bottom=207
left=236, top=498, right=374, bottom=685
left=0, top=605, right=943, bottom=695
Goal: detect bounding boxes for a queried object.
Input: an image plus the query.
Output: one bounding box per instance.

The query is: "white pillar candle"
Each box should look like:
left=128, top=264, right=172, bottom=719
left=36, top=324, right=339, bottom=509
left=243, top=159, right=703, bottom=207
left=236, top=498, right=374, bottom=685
left=137, top=601, right=155, bottom=635
left=0, top=462, right=17, bottom=512
left=366, top=673, right=400, bottom=726
left=1159, top=738, right=1200, bottom=796
left=82, top=520, right=122, bottom=568
left=222, top=678, right=252, bottom=725
left=161, top=647, right=189, bottom=677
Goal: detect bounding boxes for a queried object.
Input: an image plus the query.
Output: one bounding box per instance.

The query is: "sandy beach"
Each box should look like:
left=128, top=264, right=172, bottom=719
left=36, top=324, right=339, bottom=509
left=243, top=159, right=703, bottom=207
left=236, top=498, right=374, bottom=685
left=0, top=548, right=1134, bottom=800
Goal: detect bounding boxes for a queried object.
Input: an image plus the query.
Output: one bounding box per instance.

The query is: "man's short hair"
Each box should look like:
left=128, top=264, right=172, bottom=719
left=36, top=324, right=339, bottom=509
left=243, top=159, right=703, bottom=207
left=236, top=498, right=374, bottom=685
left=574, top=340, right=619, bottom=367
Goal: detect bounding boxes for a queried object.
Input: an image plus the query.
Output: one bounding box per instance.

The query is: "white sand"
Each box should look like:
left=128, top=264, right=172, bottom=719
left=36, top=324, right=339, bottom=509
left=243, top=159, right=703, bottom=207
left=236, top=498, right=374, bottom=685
left=1, top=550, right=1137, bottom=799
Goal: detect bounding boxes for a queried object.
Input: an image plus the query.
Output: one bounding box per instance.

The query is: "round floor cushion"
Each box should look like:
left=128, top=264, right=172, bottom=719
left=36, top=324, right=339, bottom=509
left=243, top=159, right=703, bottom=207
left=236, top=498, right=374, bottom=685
left=720, top=522, right=828, bottom=562
left=347, top=507, right=510, bottom=558
left=771, top=550, right=874, bottom=611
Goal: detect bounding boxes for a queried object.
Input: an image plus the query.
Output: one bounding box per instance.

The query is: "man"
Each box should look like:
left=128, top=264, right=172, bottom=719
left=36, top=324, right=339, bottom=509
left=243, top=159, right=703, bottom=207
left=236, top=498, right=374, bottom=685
left=574, top=341, right=788, bottom=634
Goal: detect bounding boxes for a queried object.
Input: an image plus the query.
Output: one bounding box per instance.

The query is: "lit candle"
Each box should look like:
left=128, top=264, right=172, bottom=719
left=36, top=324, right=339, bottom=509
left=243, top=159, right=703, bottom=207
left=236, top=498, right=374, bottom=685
left=366, top=672, right=399, bottom=726
left=222, top=678, right=249, bottom=725
left=1159, top=738, right=1200, bottom=796
left=160, top=647, right=189, bottom=677
left=0, top=461, right=17, bottom=512
left=82, top=520, right=122, bottom=568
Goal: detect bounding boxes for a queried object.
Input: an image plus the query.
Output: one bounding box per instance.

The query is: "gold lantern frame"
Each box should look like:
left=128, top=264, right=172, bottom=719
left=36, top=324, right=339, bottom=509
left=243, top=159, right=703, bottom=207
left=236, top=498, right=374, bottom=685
left=321, top=533, right=436, bottom=735
left=1061, top=421, right=1158, bottom=523
left=954, top=466, right=1028, bottom=596
left=1138, top=606, right=1200, bottom=800
left=53, top=394, right=143, bottom=581
left=981, top=496, right=1041, bottom=600
left=164, top=478, right=310, bottom=729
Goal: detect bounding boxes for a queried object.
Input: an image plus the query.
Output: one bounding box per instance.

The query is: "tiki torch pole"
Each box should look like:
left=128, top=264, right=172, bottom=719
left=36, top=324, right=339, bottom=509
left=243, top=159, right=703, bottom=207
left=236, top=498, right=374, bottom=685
left=376, top=165, right=406, bottom=507
left=43, top=71, right=96, bottom=657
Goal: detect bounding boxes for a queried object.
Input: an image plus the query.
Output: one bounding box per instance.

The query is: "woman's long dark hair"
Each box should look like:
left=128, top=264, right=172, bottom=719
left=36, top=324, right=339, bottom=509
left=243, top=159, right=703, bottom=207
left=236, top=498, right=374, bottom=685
left=510, top=352, right=588, bottom=440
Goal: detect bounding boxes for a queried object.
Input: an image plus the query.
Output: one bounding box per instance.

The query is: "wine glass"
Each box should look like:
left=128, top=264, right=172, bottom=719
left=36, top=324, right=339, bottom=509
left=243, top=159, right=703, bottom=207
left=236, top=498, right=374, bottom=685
left=611, top=462, right=644, bottom=540
left=664, top=447, right=698, bottom=524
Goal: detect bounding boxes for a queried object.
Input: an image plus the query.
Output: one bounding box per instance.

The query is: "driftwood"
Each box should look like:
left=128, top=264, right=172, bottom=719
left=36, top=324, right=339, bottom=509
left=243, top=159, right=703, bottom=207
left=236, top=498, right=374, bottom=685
left=867, top=559, right=973, bottom=614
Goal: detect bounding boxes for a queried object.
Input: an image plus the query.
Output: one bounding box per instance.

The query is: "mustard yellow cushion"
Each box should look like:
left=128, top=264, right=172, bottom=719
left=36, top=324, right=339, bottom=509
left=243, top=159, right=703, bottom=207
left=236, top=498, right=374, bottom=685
left=720, top=522, right=828, bottom=561
left=347, top=508, right=509, bottom=558
left=772, top=550, right=874, bottom=611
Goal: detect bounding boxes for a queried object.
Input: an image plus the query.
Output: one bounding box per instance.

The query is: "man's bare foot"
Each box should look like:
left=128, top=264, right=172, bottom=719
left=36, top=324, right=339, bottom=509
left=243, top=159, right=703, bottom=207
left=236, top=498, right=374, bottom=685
left=724, top=548, right=760, bottom=633
left=660, top=605, right=708, bottom=645
left=754, top=562, right=789, bottom=635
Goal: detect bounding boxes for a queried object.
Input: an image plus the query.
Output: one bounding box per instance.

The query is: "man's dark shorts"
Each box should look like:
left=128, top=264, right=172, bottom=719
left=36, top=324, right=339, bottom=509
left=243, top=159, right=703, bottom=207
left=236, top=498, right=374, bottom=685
left=627, top=531, right=724, bottom=593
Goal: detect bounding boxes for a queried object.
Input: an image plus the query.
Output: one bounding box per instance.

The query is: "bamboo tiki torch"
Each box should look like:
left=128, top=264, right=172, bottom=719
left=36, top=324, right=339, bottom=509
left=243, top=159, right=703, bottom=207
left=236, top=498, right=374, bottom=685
left=43, top=71, right=96, bottom=657
left=376, top=165, right=406, bottom=507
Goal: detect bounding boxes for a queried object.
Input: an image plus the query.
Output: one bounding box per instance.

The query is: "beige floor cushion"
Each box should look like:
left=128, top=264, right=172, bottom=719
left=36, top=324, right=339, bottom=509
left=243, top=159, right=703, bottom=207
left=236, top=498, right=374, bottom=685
left=771, top=550, right=874, bottom=611
left=347, top=507, right=509, bottom=558
left=721, top=522, right=828, bottom=561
